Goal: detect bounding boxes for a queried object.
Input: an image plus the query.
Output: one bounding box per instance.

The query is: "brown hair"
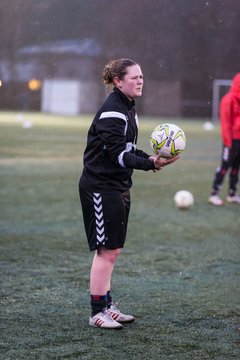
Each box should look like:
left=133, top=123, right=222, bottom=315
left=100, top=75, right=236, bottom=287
left=102, top=58, right=138, bottom=86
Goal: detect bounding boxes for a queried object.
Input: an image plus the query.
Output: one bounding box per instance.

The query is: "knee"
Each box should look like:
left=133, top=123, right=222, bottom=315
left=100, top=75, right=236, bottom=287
left=98, top=248, right=121, bottom=263
left=112, top=248, right=121, bottom=258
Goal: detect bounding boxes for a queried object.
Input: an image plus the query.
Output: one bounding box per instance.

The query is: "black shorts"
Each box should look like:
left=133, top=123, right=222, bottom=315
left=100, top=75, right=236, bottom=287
left=79, top=188, right=131, bottom=251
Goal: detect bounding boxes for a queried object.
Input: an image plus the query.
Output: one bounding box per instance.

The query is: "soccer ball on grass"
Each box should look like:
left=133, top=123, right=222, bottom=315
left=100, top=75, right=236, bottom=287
left=174, top=190, right=194, bottom=210
left=150, top=123, right=186, bottom=158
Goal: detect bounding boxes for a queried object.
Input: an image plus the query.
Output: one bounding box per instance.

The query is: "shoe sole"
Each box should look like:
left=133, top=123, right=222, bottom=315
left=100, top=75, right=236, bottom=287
left=208, top=201, right=224, bottom=206
left=89, top=323, right=123, bottom=329
left=116, top=318, right=135, bottom=323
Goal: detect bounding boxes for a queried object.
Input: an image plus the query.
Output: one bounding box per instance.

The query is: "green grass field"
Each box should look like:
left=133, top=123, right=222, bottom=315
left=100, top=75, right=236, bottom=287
left=0, top=112, right=239, bottom=360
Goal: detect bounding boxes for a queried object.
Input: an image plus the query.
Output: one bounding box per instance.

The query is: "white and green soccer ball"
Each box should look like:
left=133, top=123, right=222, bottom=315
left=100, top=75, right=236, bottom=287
left=150, top=123, right=186, bottom=158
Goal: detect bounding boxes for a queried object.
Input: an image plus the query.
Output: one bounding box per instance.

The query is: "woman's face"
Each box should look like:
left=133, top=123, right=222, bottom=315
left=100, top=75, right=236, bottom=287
left=114, top=64, right=143, bottom=100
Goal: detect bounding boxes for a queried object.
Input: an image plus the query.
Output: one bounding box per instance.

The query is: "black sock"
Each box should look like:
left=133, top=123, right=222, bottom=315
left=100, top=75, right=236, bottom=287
left=106, top=290, right=112, bottom=308
left=90, top=295, right=107, bottom=316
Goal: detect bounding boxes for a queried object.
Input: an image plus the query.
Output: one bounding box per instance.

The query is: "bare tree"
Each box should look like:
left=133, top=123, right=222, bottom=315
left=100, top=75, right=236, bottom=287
left=0, top=0, right=56, bottom=80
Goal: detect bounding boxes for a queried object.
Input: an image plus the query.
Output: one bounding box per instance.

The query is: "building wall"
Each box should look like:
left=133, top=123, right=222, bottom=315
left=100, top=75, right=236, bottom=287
left=41, top=79, right=102, bottom=115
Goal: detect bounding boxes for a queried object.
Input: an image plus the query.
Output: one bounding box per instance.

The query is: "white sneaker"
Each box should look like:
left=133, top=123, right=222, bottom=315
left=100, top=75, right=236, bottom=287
left=107, top=303, right=135, bottom=323
left=89, top=309, right=123, bottom=329
left=226, top=195, right=240, bottom=204
left=208, top=195, right=224, bottom=206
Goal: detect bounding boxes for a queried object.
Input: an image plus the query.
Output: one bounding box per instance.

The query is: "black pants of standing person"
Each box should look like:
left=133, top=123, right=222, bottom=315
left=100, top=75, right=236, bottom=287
left=211, top=140, right=240, bottom=196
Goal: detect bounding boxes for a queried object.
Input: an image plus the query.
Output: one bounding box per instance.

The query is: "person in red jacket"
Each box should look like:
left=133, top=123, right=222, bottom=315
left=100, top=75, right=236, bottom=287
left=209, top=73, right=240, bottom=205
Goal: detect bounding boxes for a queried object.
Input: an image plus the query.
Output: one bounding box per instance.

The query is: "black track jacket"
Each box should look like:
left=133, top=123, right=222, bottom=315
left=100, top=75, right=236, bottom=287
left=79, top=87, right=155, bottom=192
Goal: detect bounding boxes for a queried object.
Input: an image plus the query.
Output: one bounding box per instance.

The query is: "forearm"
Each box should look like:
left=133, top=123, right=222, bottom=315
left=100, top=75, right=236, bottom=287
left=122, top=151, right=155, bottom=171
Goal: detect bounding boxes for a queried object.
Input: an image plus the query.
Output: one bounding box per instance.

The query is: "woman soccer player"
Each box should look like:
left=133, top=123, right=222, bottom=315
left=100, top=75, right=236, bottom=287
left=79, top=58, right=179, bottom=329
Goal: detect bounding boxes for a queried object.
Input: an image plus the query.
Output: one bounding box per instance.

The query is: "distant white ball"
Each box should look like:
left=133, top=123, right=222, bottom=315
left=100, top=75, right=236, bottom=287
left=174, top=190, right=194, bottom=210
left=22, top=120, right=33, bottom=128
left=150, top=123, right=186, bottom=159
left=203, top=121, right=214, bottom=131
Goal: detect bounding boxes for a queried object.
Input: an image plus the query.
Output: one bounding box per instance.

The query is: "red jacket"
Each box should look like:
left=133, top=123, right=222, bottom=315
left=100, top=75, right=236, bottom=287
left=220, top=73, right=240, bottom=147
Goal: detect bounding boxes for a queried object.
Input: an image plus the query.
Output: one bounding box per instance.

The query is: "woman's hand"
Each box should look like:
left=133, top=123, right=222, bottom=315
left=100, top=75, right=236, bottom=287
left=149, top=154, right=179, bottom=171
